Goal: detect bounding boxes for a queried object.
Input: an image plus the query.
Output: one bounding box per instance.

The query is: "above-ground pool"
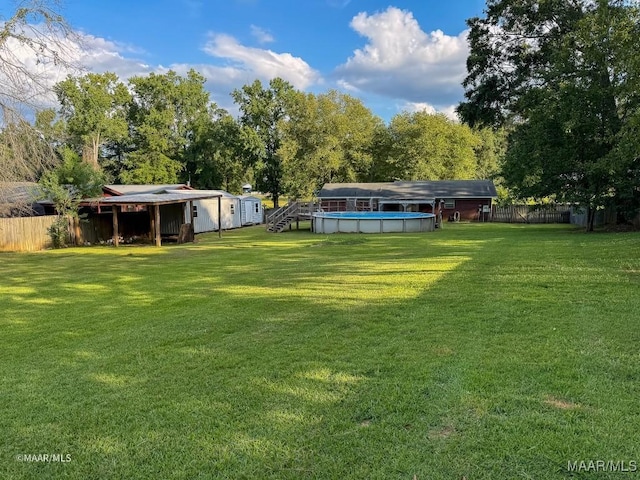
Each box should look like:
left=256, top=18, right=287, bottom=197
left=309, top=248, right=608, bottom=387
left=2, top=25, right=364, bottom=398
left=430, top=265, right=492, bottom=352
left=312, top=211, right=436, bottom=234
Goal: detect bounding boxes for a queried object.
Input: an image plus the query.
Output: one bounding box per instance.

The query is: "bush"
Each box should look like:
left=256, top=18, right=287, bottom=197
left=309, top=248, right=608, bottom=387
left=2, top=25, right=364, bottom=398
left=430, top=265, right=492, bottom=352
left=48, top=216, right=69, bottom=248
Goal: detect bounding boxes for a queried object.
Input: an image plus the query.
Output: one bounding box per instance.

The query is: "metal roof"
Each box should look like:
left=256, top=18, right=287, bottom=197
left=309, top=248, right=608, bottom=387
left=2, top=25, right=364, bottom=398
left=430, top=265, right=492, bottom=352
left=0, top=182, right=43, bottom=203
left=165, top=188, right=237, bottom=198
left=85, top=192, right=222, bottom=206
left=318, top=180, right=497, bottom=199
left=103, top=184, right=190, bottom=196
left=237, top=195, right=261, bottom=201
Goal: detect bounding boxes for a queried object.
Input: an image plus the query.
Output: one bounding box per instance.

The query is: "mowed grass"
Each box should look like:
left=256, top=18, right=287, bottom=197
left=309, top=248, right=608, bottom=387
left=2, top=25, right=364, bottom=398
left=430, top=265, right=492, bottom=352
left=1, top=223, right=639, bottom=479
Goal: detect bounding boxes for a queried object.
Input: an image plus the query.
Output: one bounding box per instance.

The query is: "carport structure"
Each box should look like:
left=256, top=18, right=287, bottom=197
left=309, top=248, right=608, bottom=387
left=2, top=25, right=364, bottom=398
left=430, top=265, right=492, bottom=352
left=93, top=192, right=222, bottom=247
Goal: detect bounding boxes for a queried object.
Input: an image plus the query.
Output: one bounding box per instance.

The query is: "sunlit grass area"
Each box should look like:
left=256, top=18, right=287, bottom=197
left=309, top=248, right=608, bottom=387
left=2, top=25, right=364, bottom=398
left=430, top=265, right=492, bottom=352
left=1, top=223, right=639, bottom=479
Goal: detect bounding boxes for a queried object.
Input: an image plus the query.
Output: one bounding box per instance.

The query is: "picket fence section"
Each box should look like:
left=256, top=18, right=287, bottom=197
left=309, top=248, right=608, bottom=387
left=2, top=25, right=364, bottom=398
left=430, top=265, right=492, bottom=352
left=492, top=206, right=570, bottom=224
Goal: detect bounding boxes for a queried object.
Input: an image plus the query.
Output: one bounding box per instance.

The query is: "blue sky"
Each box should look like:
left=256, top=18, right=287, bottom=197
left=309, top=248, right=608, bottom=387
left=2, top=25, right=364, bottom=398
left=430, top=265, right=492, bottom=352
left=9, top=0, right=488, bottom=121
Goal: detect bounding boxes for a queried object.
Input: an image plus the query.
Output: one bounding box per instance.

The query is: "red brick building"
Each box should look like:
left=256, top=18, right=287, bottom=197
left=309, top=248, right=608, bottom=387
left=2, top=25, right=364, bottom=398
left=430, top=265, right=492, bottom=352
left=318, top=180, right=498, bottom=222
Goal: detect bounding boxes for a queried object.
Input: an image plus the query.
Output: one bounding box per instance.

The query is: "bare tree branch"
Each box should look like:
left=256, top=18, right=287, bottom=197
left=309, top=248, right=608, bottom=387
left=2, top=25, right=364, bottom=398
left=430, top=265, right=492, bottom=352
left=0, top=0, right=83, bottom=214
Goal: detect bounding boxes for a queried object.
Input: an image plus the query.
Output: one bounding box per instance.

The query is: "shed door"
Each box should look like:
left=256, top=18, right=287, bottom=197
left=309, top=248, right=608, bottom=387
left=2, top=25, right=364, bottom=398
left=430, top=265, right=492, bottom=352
left=241, top=201, right=248, bottom=225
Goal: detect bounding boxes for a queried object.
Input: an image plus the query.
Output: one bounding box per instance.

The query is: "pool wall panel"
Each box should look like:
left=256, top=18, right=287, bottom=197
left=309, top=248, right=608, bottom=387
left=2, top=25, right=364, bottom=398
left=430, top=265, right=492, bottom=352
left=313, top=213, right=435, bottom=234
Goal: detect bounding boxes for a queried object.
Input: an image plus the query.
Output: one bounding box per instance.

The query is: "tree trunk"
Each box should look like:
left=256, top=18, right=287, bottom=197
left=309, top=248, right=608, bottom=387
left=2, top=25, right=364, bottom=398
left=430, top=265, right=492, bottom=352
left=586, top=206, right=595, bottom=232
left=82, top=134, right=101, bottom=169
left=82, top=144, right=100, bottom=169
left=273, top=194, right=279, bottom=209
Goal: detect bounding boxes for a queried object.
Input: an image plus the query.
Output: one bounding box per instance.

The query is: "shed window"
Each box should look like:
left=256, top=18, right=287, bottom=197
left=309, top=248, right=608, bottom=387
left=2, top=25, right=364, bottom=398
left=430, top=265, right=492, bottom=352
left=255, top=203, right=259, bottom=213
left=230, top=204, right=235, bottom=214
left=192, top=205, right=198, bottom=218
left=444, top=199, right=455, bottom=209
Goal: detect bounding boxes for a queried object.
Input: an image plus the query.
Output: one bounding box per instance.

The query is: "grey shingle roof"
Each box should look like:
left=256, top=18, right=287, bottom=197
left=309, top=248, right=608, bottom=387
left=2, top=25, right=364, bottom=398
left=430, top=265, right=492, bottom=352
left=318, top=180, right=497, bottom=199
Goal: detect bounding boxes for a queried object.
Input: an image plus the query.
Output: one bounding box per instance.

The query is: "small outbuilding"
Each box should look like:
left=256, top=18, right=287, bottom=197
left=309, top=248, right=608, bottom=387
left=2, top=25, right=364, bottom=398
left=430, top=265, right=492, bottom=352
left=238, top=195, right=263, bottom=225
left=91, top=192, right=222, bottom=246
left=166, top=189, right=242, bottom=232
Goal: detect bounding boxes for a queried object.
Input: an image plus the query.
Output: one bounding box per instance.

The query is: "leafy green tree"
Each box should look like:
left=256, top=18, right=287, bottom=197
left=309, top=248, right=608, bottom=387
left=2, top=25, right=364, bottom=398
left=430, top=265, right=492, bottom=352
left=459, top=0, right=640, bottom=230
left=183, top=107, right=247, bottom=192
left=373, top=111, right=479, bottom=181
left=473, top=127, right=506, bottom=180
left=34, top=109, right=67, bottom=148
left=123, top=69, right=212, bottom=183
left=232, top=78, right=295, bottom=207
left=366, top=124, right=394, bottom=182
left=39, top=148, right=105, bottom=247
left=608, top=114, right=640, bottom=222
left=55, top=72, right=131, bottom=168
left=280, top=90, right=383, bottom=199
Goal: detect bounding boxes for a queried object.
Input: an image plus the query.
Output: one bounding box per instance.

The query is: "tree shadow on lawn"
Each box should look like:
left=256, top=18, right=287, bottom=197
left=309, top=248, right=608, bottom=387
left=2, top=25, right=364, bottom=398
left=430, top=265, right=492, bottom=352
left=2, top=224, right=640, bottom=479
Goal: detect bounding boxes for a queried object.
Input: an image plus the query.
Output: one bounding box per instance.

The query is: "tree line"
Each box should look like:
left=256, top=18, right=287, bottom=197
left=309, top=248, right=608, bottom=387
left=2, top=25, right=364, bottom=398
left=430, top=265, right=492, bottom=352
left=4, top=0, right=638, bottom=231
left=14, top=71, right=503, bottom=208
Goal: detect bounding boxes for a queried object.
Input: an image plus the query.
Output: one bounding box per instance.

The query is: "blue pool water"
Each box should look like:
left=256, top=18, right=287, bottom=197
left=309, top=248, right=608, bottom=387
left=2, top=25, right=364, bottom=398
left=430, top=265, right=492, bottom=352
left=316, top=212, right=435, bottom=219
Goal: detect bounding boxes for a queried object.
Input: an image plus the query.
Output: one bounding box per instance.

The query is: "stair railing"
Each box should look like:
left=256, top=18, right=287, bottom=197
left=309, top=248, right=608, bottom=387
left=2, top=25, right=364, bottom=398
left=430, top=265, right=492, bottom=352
left=266, top=201, right=299, bottom=231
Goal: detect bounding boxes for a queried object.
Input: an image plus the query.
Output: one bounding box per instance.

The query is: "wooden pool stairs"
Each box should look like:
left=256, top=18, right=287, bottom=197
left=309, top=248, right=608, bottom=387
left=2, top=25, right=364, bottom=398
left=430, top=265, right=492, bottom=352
left=266, top=202, right=317, bottom=233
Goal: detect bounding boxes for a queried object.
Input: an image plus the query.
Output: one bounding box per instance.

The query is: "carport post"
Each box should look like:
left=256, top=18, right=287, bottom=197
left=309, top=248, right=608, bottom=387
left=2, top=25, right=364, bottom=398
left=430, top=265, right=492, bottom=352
left=154, top=204, right=161, bottom=246
left=218, top=196, right=222, bottom=238
left=150, top=206, right=156, bottom=242
left=112, top=206, right=120, bottom=247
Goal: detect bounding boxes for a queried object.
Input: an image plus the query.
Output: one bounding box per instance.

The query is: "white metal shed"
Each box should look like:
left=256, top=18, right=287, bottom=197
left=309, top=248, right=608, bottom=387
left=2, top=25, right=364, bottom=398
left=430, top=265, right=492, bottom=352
left=238, top=195, right=263, bottom=225
left=167, top=189, right=241, bottom=232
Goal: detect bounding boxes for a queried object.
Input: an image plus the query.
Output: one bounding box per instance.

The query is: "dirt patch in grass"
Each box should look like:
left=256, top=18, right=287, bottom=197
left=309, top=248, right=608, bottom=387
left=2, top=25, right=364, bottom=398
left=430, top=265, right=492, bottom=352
left=432, top=346, right=455, bottom=357
left=428, top=425, right=455, bottom=440
left=544, top=396, right=581, bottom=410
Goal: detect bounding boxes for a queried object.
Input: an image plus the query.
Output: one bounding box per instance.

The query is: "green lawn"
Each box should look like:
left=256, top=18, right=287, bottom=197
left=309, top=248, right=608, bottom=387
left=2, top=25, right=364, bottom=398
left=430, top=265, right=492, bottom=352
left=1, top=223, right=639, bottom=479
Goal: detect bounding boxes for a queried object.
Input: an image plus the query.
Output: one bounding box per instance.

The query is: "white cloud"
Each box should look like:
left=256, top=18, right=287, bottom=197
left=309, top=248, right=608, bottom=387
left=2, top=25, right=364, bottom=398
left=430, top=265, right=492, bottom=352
left=439, top=104, right=460, bottom=121
left=403, top=102, right=437, bottom=115
left=250, top=25, right=274, bottom=44
left=3, top=23, right=322, bottom=118
left=335, top=79, right=360, bottom=92
left=402, top=101, right=460, bottom=121
left=335, top=7, right=468, bottom=107
left=202, top=33, right=320, bottom=90
left=76, top=34, right=154, bottom=79
left=0, top=27, right=155, bottom=112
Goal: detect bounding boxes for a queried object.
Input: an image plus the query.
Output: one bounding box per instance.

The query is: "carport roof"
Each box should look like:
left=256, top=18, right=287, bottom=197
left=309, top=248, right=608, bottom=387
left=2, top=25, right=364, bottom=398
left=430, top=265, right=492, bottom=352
left=102, top=184, right=191, bottom=196
left=84, top=192, right=222, bottom=206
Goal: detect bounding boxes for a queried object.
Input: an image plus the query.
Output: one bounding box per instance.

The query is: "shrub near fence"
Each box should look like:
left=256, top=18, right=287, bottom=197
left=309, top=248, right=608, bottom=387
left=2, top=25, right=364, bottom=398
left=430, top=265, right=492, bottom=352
left=493, top=205, right=570, bottom=224
left=0, top=216, right=57, bottom=252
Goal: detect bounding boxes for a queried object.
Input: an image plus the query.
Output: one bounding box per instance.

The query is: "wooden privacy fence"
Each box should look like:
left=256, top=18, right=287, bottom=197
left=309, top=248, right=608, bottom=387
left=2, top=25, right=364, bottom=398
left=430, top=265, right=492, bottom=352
left=0, top=215, right=57, bottom=252
left=492, top=205, right=570, bottom=224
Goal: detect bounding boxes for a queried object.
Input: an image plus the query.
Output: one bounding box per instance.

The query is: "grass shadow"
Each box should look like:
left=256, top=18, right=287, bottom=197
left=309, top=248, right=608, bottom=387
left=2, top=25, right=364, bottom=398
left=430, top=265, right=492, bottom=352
left=1, top=223, right=639, bottom=478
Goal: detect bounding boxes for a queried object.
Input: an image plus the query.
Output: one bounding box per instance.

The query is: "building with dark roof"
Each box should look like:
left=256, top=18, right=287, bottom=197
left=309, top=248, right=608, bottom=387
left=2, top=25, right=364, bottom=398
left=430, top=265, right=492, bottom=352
left=0, top=182, right=46, bottom=217
left=317, top=180, right=498, bottom=221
